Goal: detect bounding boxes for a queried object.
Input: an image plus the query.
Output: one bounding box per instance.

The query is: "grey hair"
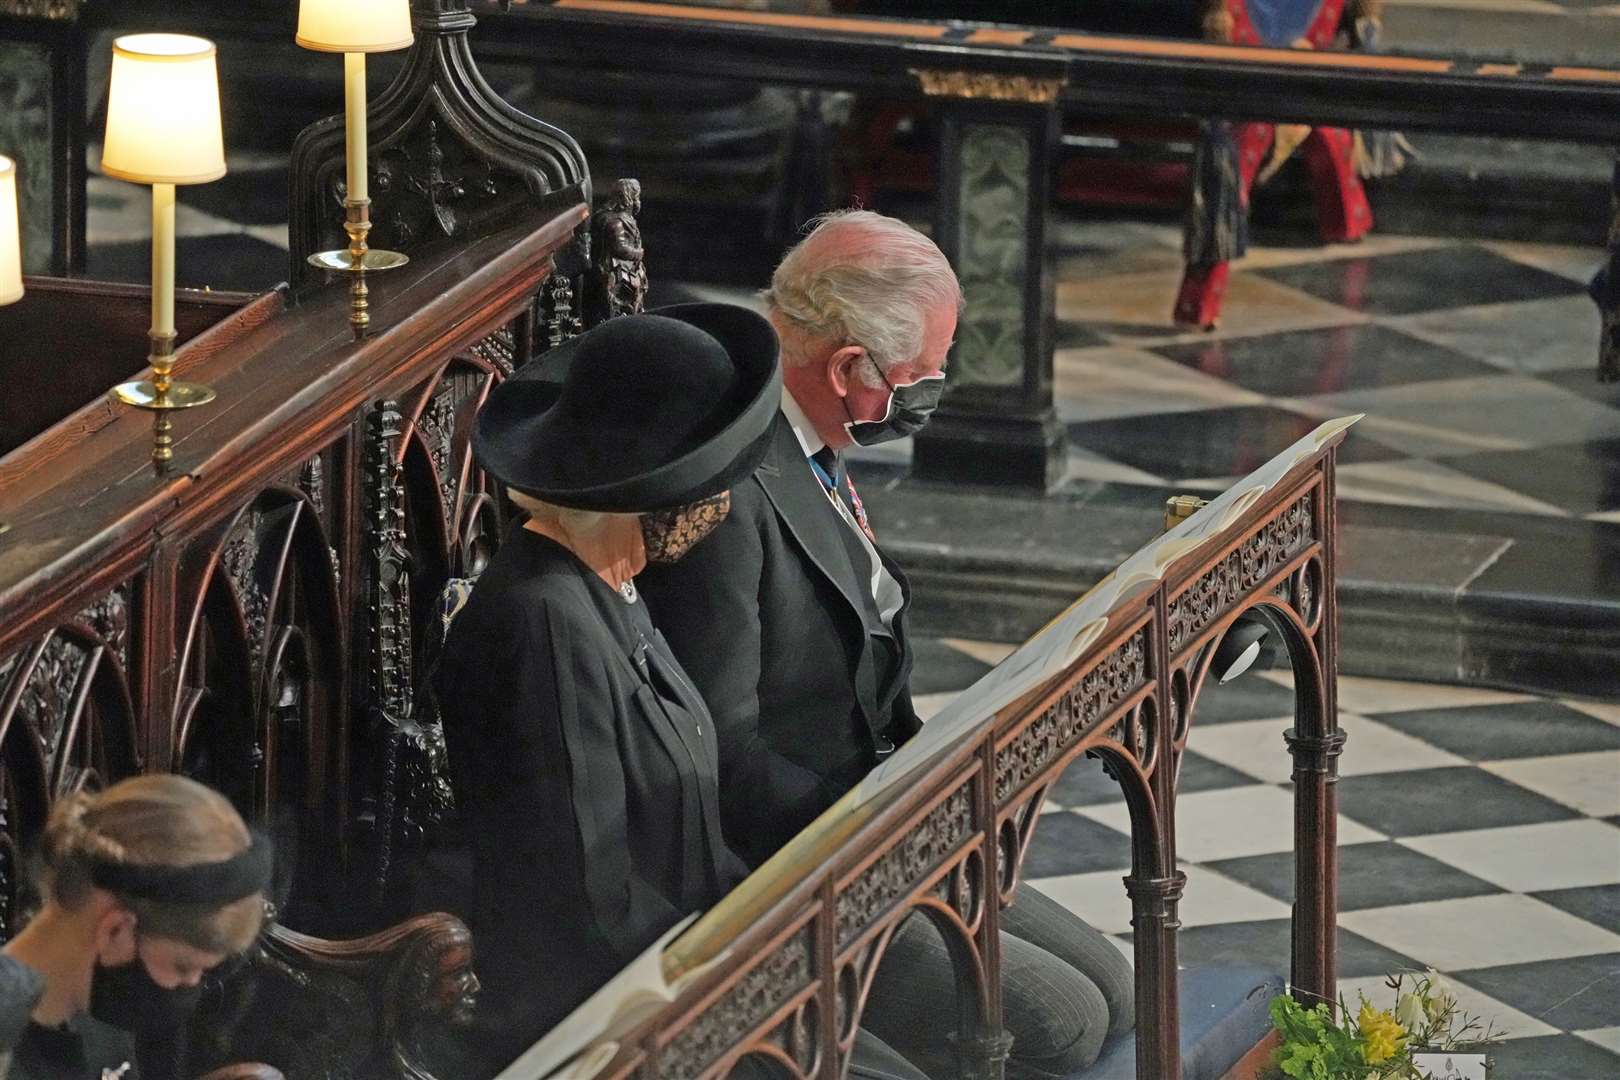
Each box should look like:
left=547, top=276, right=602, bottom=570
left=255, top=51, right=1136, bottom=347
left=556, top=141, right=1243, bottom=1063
left=763, top=210, right=962, bottom=387
left=507, top=488, right=626, bottom=535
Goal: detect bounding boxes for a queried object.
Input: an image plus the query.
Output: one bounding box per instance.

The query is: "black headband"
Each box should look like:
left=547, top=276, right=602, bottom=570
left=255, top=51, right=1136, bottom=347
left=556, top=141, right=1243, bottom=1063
left=89, top=830, right=274, bottom=906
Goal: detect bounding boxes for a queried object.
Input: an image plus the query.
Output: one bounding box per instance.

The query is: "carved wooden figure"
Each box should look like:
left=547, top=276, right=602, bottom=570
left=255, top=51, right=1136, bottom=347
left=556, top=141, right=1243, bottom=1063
left=586, top=178, right=650, bottom=323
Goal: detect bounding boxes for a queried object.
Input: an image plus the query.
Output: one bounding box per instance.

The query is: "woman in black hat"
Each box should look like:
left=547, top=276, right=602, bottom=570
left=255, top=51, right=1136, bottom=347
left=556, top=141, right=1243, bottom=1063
left=434, top=306, right=925, bottom=1079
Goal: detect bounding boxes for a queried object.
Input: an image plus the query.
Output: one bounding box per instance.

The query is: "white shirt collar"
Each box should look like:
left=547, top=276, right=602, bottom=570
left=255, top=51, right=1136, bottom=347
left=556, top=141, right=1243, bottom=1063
left=780, top=387, right=826, bottom=458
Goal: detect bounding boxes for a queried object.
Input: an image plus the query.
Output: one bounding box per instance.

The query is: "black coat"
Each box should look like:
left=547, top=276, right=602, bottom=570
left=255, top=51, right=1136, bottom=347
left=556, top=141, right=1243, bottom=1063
left=639, top=413, right=920, bottom=867
left=433, top=528, right=747, bottom=1038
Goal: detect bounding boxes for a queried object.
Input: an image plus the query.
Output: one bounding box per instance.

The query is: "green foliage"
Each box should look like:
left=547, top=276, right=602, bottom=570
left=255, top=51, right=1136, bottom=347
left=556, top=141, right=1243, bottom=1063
left=1263, top=971, right=1507, bottom=1080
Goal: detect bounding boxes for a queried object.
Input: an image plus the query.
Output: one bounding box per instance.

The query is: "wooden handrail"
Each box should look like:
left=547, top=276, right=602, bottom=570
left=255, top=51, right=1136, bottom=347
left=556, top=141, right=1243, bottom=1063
left=0, top=204, right=584, bottom=658
left=0, top=202, right=585, bottom=937
left=512, top=419, right=1353, bottom=1080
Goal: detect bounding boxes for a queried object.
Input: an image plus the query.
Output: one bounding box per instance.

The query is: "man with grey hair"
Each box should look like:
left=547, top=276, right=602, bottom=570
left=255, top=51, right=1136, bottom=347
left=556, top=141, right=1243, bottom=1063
left=640, top=211, right=1133, bottom=1077
left=641, top=209, right=957, bottom=866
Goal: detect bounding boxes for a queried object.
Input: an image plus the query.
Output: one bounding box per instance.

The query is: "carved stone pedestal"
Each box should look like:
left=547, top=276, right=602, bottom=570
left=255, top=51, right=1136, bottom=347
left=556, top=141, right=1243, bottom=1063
left=913, top=89, right=1066, bottom=491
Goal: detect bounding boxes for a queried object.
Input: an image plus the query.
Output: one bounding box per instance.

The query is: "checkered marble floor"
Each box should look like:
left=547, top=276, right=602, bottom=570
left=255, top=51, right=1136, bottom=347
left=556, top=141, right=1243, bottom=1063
left=86, top=154, right=1619, bottom=528
left=913, top=637, right=1620, bottom=1077
left=657, top=222, right=1619, bottom=550
left=1043, top=219, right=1618, bottom=524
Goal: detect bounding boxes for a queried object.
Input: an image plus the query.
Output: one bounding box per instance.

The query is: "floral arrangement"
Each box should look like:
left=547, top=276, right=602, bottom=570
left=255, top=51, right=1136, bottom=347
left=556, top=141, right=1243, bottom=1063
left=1264, top=971, right=1506, bottom=1079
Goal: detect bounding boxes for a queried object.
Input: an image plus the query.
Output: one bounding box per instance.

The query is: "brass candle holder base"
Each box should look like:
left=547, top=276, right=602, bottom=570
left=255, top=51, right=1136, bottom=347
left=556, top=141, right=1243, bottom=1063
left=110, top=331, right=216, bottom=472
left=308, top=198, right=407, bottom=338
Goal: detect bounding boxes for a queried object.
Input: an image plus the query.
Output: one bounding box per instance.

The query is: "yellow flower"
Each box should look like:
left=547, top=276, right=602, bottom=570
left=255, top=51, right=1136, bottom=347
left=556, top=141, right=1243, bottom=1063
left=1359, top=1003, right=1406, bottom=1064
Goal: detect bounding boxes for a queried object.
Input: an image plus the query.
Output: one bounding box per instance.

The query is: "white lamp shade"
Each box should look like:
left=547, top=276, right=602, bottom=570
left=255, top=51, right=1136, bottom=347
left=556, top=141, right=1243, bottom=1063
left=101, top=34, right=227, bottom=185
left=0, top=155, right=21, bottom=306
left=296, top=0, right=415, bottom=53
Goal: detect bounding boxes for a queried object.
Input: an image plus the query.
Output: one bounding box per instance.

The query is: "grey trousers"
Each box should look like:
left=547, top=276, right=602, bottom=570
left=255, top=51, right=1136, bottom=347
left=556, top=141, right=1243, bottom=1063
left=858, top=886, right=1135, bottom=1080
left=731, top=1028, right=927, bottom=1080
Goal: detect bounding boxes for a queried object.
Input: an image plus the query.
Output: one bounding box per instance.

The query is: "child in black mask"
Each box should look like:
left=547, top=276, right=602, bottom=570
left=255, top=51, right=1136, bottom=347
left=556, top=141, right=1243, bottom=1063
left=0, top=775, right=270, bottom=1080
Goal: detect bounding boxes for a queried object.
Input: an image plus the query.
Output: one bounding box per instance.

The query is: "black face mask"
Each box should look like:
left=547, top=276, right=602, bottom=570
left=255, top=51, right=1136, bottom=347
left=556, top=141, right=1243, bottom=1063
left=842, top=362, right=946, bottom=447
left=89, top=951, right=204, bottom=1035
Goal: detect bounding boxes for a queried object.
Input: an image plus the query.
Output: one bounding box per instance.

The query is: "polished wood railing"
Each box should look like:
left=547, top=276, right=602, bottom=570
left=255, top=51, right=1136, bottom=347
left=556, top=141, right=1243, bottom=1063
left=0, top=200, right=584, bottom=935
left=0, top=0, right=601, bottom=941
left=502, top=420, right=1354, bottom=1080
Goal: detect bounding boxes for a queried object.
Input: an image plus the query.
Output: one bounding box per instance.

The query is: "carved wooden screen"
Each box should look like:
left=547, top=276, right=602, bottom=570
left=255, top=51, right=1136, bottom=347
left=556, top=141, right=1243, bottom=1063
left=0, top=585, right=141, bottom=934
left=0, top=0, right=630, bottom=938
left=0, top=202, right=586, bottom=936
left=287, top=0, right=591, bottom=292
left=520, top=431, right=1347, bottom=1080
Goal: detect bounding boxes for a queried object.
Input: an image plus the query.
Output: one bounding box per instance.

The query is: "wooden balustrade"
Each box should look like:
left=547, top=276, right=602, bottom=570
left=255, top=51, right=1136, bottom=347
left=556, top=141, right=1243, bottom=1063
left=0, top=0, right=597, bottom=938
left=0, top=199, right=584, bottom=935
left=500, top=423, right=1351, bottom=1080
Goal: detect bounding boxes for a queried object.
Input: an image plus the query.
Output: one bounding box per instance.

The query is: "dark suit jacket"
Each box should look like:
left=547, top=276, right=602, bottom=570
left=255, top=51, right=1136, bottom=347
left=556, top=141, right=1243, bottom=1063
left=639, top=413, right=921, bottom=866
left=434, top=527, right=747, bottom=1039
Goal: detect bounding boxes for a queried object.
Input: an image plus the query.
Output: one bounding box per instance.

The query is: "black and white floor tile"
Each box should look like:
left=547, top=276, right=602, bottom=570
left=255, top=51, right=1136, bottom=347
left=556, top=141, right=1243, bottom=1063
left=912, top=640, right=1620, bottom=1075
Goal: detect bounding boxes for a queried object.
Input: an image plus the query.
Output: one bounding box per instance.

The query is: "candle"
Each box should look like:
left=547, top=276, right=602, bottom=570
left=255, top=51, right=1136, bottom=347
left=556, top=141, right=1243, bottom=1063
left=344, top=51, right=367, bottom=206
left=151, top=182, right=175, bottom=338
left=0, top=155, right=21, bottom=306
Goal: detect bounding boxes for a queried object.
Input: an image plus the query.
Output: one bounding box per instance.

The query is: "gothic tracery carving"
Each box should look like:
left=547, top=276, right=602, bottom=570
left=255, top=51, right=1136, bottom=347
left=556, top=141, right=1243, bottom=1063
left=835, top=784, right=975, bottom=948
left=414, top=386, right=460, bottom=525
left=221, top=509, right=272, bottom=664
left=289, top=0, right=589, bottom=287
left=660, top=927, right=814, bottom=1079
left=994, top=630, right=1149, bottom=804
left=1166, top=494, right=1315, bottom=652
left=366, top=405, right=455, bottom=898
left=470, top=325, right=517, bottom=378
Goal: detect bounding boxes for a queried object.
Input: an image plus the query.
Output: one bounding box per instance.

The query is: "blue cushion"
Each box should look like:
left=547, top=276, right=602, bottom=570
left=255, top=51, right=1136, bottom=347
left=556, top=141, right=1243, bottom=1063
left=1080, top=966, right=1285, bottom=1080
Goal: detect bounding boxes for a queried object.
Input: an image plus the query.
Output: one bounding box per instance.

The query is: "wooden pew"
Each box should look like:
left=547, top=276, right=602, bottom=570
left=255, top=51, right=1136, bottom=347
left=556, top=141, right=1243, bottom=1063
left=500, top=418, right=1356, bottom=1080
left=0, top=8, right=629, bottom=1078
left=0, top=0, right=595, bottom=939
left=0, top=199, right=583, bottom=927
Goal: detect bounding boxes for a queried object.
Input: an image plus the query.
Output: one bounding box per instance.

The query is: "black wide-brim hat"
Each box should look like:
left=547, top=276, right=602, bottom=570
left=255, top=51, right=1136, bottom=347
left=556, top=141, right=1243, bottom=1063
left=473, top=303, right=781, bottom=512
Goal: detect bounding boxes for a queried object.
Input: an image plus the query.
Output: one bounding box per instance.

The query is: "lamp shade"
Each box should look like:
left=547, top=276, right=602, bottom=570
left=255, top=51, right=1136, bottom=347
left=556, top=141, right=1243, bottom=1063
left=0, top=155, right=21, bottom=305
left=101, top=34, right=227, bottom=185
left=296, top=0, right=415, bottom=53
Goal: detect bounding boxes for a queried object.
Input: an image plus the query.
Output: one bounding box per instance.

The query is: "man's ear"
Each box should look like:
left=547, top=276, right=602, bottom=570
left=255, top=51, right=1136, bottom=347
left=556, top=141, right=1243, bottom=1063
left=93, top=903, right=138, bottom=966
left=826, top=345, right=867, bottom=397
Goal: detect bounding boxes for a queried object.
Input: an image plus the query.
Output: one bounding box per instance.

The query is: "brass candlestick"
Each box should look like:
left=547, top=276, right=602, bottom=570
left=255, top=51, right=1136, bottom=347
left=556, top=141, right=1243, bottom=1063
left=302, top=47, right=409, bottom=338
left=112, top=329, right=217, bottom=472
left=99, top=35, right=227, bottom=474
left=307, top=195, right=407, bottom=337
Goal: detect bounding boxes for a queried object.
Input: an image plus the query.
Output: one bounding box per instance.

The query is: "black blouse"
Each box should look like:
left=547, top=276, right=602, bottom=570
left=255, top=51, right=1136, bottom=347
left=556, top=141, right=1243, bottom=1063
left=434, top=528, right=749, bottom=1040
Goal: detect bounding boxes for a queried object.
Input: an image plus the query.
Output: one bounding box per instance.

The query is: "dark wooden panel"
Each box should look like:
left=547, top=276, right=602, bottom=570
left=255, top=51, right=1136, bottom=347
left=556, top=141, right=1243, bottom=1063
left=0, top=204, right=583, bottom=653
left=470, top=0, right=1620, bottom=142
left=0, top=279, right=255, bottom=457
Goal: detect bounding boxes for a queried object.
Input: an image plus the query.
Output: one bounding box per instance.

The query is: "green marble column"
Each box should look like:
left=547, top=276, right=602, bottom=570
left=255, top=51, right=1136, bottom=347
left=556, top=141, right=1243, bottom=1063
left=0, top=38, right=55, bottom=274
left=913, top=97, right=1066, bottom=490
